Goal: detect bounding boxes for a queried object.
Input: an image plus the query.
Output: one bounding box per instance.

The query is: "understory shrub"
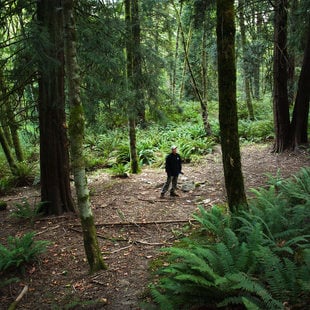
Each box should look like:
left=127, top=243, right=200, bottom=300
left=0, top=232, right=50, bottom=273
left=148, top=167, right=310, bottom=310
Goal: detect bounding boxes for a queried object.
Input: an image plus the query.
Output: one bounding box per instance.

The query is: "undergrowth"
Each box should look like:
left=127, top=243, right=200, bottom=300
left=146, top=167, right=310, bottom=310
left=0, top=232, right=50, bottom=273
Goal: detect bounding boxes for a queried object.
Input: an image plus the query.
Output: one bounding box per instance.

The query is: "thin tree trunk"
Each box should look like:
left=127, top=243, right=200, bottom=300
left=0, top=70, right=23, bottom=162
left=0, top=127, right=18, bottom=174
left=238, top=0, right=254, bottom=120
left=178, top=20, right=193, bottom=101
left=63, top=0, right=107, bottom=273
left=273, top=0, right=291, bottom=152
left=171, top=2, right=182, bottom=103
left=201, top=19, right=212, bottom=136
left=172, top=0, right=211, bottom=136
left=216, top=0, right=247, bottom=213
left=132, top=0, right=145, bottom=127
left=125, top=0, right=139, bottom=174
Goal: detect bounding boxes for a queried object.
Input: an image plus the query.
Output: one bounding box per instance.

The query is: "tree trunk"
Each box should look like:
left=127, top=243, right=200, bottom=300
left=37, top=0, right=75, bottom=215
left=273, top=0, right=291, bottom=152
left=201, top=19, right=212, bottom=136
left=125, top=0, right=139, bottom=174
left=132, top=0, right=145, bottom=127
left=287, top=0, right=298, bottom=105
left=216, top=0, right=247, bottom=213
left=63, top=0, right=107, bottom=272
left=238, top=0, right=254, bottom=120
left=0, top=71, right=23, bottom=168
left=172, top=0, right=211, bottom=136
left=290, top=21, right=310, bottom=149
left=0, top=127, right=18, bottom=175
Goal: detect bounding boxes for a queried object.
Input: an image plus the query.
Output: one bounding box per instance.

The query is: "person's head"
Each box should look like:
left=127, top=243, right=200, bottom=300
left=171, top=145, right=177, bottom=154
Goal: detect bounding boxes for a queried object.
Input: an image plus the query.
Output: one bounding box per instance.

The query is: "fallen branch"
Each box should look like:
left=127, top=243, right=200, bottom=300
left=134, top=240, right=167, bottom=246
left=110, top=245, right=132, bottom=254
left=68, top=227, right=127, bottom=242
left=8, top=285, right=28, bottom=310
left=71, top=219, right=197, bottom=228
left=35, top=225, right=60, bottom=236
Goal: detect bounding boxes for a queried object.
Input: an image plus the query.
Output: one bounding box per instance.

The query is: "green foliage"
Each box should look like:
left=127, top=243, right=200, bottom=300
left=0, top=176, right=14, bottom=195
left=148, top=167, right=310, bottom=309
left=239, top=119, right=274, bottom=142
left=9, top=199, right=45, bottom=223
left=12, top=161, right=37, bottom=186
left=0, top=232, right=50, bottom=273
left=0, top=276, right=19, bottom=289
left=110, top=163, right=130, bottom=177
left=0, top=161, right=38, bottom=194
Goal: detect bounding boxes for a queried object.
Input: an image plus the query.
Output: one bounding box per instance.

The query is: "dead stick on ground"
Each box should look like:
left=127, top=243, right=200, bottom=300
left=71, top=219, right=197, bottom=227
left=35, top=225, right=60, bottom=236
left=8, top=285, right=29, bottom=310
left=110, top=245, right=132, bottom=254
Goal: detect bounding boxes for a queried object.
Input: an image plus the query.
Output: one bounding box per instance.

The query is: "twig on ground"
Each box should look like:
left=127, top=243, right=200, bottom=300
left=8, top=285, right=29, bottom=310
left=71, top=219, right=196, bottom=227
left=35, top=225, right=60, bottom=236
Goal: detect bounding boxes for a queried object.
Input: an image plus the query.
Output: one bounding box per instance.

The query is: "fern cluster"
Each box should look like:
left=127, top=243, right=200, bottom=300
left=0, top=232, right=50, bottom=273
left=148, top=167, right=310, bottom=309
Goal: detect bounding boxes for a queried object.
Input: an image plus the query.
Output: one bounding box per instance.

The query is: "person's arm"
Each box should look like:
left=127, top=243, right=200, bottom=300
left=178, top=154, right=183, bottom=174
left=165, top=155, right=172, bottom=176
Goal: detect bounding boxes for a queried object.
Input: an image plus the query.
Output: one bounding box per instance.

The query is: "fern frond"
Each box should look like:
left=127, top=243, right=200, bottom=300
left=149, top=286, right=174, bottom=310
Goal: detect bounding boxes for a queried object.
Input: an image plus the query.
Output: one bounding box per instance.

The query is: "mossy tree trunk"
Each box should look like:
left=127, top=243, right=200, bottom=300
left=0, top=127, right=18, bottom=175
left=63, top=0, right=107, bottom=273
left=216, top=0, right=248, bottom=213
left=238, top=0, right=254, bottom=120
left=125, top=0, right=139, bottom=174
left=172, top=0, right=211, bottom=136
left=0, top=70, right=23, bottom=166
left=37, top=0, right=75, bottom=215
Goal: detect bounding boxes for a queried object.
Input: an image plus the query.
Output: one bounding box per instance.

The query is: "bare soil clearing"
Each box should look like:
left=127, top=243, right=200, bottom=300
left=0, top=144, right=309, bottom=310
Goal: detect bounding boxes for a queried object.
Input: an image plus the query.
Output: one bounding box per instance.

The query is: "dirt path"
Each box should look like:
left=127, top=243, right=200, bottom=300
left=0, top=144, right=309, bottom=309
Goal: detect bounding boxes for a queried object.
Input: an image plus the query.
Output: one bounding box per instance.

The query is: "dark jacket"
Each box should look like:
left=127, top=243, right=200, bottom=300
left=165, top=153, right=182, bottom=176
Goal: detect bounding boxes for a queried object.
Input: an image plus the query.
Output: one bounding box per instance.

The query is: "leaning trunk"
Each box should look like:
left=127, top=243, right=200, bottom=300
left=0, top=127, right=18, bottom=175
left=63, top=0, right=107, bottom=272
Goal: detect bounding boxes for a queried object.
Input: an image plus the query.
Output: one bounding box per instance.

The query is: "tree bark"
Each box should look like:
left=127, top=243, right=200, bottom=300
left=216, top=0, right=247, bottom=213
left=132, top=0, right=145, bottom=127
left=201, top=19, right=212, bottom=136
left=290, top=21, right=310, bottom=149
left=0, top=126, right=18, bottom=174
left=125, top=0, right=139, bottom=174
left=37, top=0, right=75, bottom=215
left=273, top=0, right=291, bottom=152
left=172, top=0, right=211, bottom=136
left=238, top=0, right=254, bottom=120
left=63, top=0, right=107, bottom=272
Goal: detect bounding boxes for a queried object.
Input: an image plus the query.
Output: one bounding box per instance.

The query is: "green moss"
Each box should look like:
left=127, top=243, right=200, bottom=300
left=80, top=215, right=107, bottom=273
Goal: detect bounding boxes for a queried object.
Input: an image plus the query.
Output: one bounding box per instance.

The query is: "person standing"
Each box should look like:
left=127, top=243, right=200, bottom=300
left=160, top=145, right=182, bottom=198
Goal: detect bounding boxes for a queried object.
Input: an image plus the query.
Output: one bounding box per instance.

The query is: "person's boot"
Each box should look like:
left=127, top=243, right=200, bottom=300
left=160, top=192, right=165, bottom=198
left=170, top=192, right=179, bottom=197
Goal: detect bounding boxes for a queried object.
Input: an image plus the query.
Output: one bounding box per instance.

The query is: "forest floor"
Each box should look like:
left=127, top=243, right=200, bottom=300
left=0, top=143, right=309, bottom=310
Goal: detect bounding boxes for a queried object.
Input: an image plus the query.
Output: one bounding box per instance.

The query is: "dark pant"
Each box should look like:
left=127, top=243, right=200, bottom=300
left=161, top=175, right=178, bottom=194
